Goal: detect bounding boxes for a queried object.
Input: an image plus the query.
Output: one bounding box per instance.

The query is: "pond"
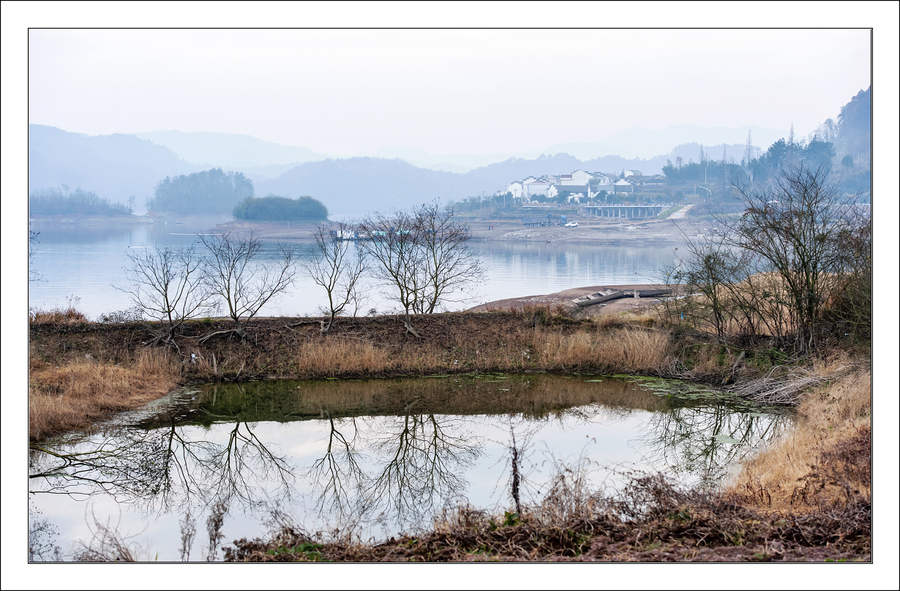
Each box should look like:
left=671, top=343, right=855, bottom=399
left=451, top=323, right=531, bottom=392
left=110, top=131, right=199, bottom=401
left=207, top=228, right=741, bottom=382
left=28, top=374, right=791, bottom=561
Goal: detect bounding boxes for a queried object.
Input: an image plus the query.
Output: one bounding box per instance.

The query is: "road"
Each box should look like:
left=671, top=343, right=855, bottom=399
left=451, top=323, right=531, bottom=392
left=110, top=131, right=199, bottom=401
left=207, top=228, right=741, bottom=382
left=669, top=204, right=695, bottom=219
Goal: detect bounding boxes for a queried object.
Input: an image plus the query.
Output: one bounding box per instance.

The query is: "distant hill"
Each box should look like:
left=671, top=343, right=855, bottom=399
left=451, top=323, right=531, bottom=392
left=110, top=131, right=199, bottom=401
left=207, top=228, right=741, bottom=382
left=254, top=152, right=706, bottom=217
left=132, top=130, right=330, bottom=170
left=29, top=124, right=198, bottom=205
left=256, top=157, right=462, bottom=217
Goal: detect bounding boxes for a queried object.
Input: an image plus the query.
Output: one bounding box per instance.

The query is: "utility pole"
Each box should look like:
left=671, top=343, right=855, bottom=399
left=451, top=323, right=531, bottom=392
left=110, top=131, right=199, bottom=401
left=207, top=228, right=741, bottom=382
left=743, top=130, right=753, bottom=168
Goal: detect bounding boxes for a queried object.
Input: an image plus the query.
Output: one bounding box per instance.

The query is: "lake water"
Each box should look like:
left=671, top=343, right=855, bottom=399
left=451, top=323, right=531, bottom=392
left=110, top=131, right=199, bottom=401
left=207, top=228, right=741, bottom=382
left=28, top=221, right=680, bottom=320
left=28, top=374, right=791, bottom=561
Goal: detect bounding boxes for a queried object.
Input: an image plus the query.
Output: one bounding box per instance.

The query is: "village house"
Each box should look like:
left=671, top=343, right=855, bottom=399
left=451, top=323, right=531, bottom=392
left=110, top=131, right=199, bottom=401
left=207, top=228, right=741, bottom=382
left=505, top=181, right=524, bottom=198
left=503, top=169, right=626, bottom=203
left=523, top=177, right=554, bottom=199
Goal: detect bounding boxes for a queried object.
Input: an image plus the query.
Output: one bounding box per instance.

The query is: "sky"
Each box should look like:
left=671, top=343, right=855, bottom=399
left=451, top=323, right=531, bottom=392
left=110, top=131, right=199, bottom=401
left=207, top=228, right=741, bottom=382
left=23, top=24, right=873, bottom=157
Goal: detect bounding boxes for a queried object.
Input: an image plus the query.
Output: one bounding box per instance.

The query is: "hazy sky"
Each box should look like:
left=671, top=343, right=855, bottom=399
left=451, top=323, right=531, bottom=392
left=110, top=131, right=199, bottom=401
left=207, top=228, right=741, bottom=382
left=27, top=27, right=871, bottom=156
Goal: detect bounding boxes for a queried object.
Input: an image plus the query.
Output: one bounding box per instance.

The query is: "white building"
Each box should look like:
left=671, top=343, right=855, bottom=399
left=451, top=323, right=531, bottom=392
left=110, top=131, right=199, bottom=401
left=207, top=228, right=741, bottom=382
left=613, top=179, right=633, bottom=194
left=593, top=174, right=612, bottom=187
left=524, top=178, right=553, bottom=199
left=505, top=181, right=524, bottom=198
left=569, top=169, right=594, bottom=185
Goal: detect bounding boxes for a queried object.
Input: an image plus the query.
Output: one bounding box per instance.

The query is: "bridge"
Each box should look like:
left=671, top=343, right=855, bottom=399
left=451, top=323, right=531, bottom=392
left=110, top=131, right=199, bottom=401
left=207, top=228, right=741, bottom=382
left=582, top=204, right=665, bottom=219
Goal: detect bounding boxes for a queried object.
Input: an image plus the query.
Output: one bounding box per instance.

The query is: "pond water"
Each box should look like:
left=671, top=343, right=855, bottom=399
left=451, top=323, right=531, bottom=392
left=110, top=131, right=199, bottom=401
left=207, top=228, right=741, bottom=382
left=28, top=374, right=791, bottom=561
left=27, top=221, right=680, bottom=320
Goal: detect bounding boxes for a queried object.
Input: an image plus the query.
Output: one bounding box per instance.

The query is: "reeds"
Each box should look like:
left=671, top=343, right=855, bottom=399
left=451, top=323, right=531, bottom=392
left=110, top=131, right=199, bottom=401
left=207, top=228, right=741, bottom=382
left=533, top=327, right=671, bottom=374
left=725, top=367, right=871, bottom=512
left=29, top=305, right=89, bottom=325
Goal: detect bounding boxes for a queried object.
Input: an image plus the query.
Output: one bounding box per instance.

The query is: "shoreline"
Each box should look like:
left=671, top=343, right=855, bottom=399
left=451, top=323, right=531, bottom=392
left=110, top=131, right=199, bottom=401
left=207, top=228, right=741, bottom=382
left=29, top=212, right=712, bottom=246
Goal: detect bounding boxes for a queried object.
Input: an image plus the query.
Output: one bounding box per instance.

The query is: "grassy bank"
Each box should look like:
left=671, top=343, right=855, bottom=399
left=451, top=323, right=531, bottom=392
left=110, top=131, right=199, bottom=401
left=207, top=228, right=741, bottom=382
left=725, top=364, right=871, bottom=513
left=27, top=306, right=681, bottom=440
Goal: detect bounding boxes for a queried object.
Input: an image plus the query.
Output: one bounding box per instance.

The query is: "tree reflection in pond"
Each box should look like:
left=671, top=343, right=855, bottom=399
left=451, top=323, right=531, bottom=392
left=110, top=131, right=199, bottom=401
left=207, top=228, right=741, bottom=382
left=303, top=407, right=483, bottom=536
left=363, top=411, right=482, bottom=531
left=30, top=420, right=296, bottom=516
left=633, top=402, right=793, bottom=485
left=306, top=413, right=366, bottom=526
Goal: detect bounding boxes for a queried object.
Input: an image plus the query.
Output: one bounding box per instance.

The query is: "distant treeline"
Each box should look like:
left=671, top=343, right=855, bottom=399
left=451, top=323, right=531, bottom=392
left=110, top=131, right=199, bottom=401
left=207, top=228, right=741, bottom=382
left=661, top=86, right=870, bottom=197
left=147, top=168, right=254, bottom=215
left=661, top=139, right=836, bottom=184
left=232, top=195, right=328, bottom=221
left=29, top=186, right=131, bottom=216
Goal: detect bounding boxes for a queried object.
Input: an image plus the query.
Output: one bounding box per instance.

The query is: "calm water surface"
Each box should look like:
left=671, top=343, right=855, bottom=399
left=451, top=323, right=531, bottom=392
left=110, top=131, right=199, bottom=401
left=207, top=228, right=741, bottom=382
left=28, top=221, right=679, bottom=319
left=28, top=374, right=791, bottom=561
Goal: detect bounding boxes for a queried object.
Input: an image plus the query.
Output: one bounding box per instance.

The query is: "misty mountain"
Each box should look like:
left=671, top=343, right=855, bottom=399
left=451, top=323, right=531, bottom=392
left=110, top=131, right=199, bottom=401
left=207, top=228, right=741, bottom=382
left=256, top=157, right=462, bottom=216
left=354, top=146, right=544, bottom=173
left=29, top=124, right=198, bottom=205
left=132, top=130, right=330, bottom=170
left=547, top=124, right=788, bottom=161
left=253, top=151, right=706, bottom=217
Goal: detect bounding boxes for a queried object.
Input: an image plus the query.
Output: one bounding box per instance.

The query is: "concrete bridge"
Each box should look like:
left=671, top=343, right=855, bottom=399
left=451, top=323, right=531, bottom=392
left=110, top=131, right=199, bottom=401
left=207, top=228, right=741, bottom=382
left=583, top=204, right=665, bottom=219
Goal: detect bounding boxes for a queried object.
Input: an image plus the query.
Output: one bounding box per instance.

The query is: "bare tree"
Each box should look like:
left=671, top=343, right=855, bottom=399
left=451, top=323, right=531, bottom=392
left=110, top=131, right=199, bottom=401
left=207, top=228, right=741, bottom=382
left=414, top=201, right=486, bottom=314
left=29, top=216, right=41, bottom=282
left=357, top=209, right=426, bottom=336
left=305, top=221, right=367, bottom=333
left=117, top=244, right=217, bottom=350
left=358, top=202, right=485, bottom=336
left=197, top=231, right=299, bottom=342
left=726, top=164, right=855, bottom=353
left=669, top=163, right=867, bottom=354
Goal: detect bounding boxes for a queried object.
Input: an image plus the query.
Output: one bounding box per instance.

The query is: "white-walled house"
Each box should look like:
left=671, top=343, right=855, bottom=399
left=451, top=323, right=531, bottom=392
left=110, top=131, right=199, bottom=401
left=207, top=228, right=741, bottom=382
left=500, top=170, right=621, bottom=202
left=505, top=181, right=524, bottom=198
left=571, top=169, right=594, bottom=185
left=613, top=179, right=633, bottom=194
left=524, top=178, right=553, bottom=199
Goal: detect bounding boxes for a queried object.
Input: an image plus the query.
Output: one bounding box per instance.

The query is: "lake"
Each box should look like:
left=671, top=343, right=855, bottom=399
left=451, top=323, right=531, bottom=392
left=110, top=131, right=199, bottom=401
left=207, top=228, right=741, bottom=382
left=28, top=374, right=791, bottom=561
left=28, top=221, right=680, bottom=320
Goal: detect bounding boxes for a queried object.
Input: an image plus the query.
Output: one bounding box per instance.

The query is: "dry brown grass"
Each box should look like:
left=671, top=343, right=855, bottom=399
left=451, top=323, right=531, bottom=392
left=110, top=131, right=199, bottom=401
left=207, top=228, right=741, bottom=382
left=29, top=347, right=180, bottom=441
left=29, top=306, right=89, bottom=325
left=725, top=366, right=870, bottom=513
left=295, top=338, right=395, bottom=376
left=530, top=327, right=671, bottom=374
left=294, top=337, right=457, bottom=376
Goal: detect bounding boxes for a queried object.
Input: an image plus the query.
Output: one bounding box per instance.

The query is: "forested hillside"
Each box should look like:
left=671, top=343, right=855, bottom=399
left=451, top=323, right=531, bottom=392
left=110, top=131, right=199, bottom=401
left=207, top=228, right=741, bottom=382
left=147, top=168, right=254, bottom=215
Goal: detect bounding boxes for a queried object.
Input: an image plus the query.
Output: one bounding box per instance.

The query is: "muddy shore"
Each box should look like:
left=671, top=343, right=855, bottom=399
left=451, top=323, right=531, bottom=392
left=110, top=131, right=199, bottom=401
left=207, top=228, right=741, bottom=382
left=208, top=214, right=712, bottom=247
left=30, top=210, right=713, bottom=248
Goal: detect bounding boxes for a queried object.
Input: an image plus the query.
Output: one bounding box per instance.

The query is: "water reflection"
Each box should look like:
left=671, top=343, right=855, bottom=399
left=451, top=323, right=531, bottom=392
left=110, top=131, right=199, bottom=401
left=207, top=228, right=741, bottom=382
left=29, top=418, right=296, bottom=515
left=363, top=412, right=482, bottom=529
left=28, top=374, right=790, bottom=560
left=636, top=403, right=790, bottom=484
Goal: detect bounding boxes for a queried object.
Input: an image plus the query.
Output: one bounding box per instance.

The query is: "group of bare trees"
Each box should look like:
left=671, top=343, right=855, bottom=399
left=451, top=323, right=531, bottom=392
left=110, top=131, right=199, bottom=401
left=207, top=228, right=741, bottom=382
left=664, top=163, right=871, bottom=353
left=354, top=202, right=485, bottom=335
left=119, top=232, right=300, bottom=348
left=119, top=201, right=484, bottom=347
left=304, top=201, right=485, bottom=336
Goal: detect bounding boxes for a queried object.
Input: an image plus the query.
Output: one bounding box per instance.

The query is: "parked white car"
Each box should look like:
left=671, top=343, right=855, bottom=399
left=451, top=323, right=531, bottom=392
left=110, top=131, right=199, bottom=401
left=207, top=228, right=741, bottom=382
left=564, top=221, right=578, bottom=227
